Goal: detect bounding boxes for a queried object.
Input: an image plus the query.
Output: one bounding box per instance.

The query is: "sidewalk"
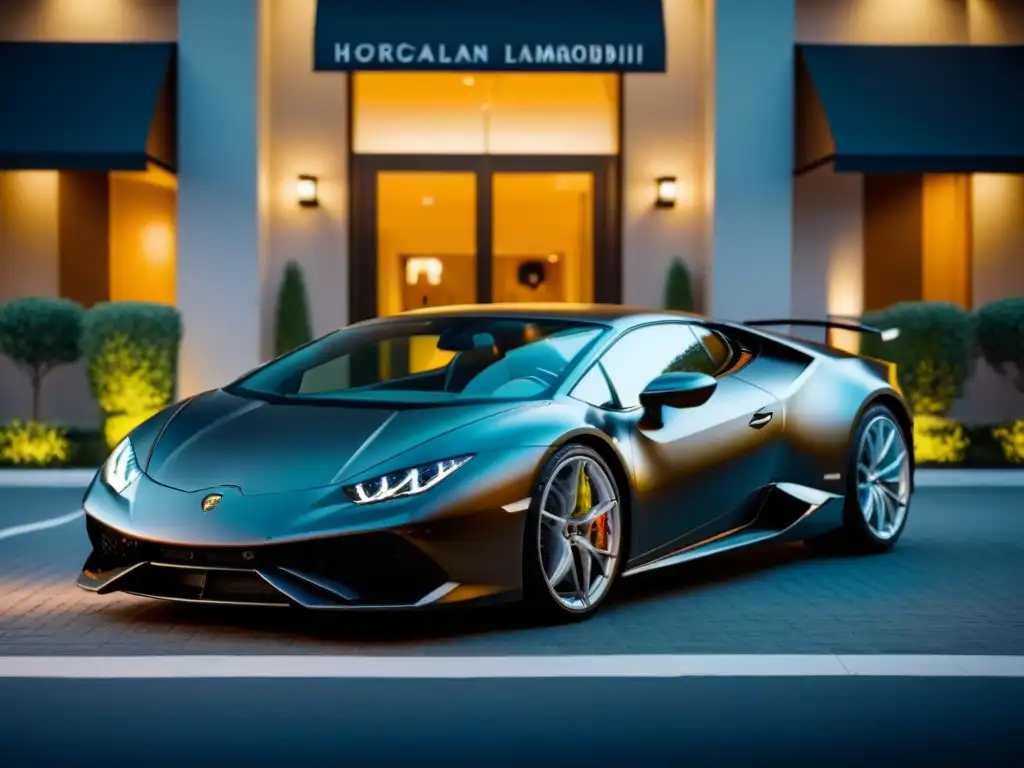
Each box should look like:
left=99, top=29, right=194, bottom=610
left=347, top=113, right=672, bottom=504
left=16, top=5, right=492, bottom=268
left=1, top=467, right=1023, bottom=488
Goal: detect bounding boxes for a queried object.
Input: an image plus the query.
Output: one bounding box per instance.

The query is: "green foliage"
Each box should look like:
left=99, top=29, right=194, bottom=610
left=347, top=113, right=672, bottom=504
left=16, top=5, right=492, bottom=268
left=81, top=301, right=182, bottom=447
left=975, top=297, right=1024, bottom=392
left=663, top=257, right=695, bottom=312
left=0, top=297, right=85, bottom=420
left=275, top=261, right=313, bottom=357
left=0, top=420, right=71, bottom=467
left=861, top=302, right=975, bottom=416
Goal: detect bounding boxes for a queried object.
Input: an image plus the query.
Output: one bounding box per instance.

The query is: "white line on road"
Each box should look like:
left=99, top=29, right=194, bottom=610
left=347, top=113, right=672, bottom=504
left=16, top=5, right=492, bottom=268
left=0, top=509, right=84, bottom=542
left=1, top=654, right=1024, bottom=679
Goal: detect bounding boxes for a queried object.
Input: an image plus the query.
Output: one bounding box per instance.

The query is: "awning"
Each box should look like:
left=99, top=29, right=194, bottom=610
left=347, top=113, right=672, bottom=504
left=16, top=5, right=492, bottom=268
left=796, top=45, right=1024, bottom=175
left=314, top=0, right=666, bottom=73
left=0, top=42, right=176, bottom=172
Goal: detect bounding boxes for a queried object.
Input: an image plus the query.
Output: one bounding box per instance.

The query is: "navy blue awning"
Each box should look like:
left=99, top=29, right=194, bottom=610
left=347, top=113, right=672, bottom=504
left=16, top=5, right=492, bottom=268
left=0, top=42, right=176, bottom=172
left=796, top=45, right=1024, bottom=174
left=314, top=0, right=666, bottom=72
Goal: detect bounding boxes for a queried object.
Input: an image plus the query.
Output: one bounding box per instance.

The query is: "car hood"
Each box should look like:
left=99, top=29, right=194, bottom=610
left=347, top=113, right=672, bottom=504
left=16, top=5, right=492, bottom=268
left=144, top=389, right=522, bottom=495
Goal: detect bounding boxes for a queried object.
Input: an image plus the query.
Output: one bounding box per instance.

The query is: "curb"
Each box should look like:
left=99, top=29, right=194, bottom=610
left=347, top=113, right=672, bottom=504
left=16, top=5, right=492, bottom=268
left=0, top=468, right=97, bottom=488
left=913, top=469, right=1024, bottom=488
left=1, top=467, right=1023, bottom=489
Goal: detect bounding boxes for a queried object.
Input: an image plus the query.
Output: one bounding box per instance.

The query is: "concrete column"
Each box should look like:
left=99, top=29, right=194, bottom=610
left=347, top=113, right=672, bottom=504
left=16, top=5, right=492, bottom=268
left=706, top=0, right=795, bottom=321
left=176, top=0, right=267, bottom=397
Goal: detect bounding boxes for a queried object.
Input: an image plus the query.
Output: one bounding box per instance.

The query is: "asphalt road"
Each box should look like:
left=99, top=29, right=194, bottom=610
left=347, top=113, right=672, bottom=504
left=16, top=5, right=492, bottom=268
left=2, top=484, right=1023, bottom=764
left=2, top=485, right=1023, bottom=656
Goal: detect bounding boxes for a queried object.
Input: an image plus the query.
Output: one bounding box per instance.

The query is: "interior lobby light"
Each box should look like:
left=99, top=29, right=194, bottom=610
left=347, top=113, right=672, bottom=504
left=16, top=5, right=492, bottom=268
left=655, top=176, right=678, bottom=208
left=296, top=175, right=319, bottom=207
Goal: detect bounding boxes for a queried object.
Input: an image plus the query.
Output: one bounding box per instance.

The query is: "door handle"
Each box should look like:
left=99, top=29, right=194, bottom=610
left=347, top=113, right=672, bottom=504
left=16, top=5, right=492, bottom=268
left=749, top=411, right=773, bottom=429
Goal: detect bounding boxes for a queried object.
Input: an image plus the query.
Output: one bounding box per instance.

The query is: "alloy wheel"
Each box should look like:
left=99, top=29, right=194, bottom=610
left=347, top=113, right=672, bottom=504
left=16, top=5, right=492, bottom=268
left=536, top=455, right=621, bottom=612
left=855, top=414, right=911, bottom=540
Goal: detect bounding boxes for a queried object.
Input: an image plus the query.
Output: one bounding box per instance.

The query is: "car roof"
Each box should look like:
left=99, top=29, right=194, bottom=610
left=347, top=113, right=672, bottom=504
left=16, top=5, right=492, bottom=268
left=373, top=303, right=708, bottom=331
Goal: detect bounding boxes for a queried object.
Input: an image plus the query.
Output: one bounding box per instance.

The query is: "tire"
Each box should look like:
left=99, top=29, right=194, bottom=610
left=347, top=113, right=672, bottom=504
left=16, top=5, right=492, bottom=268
left=521, top=443, right=627, bottom=623
left=808, top=404, right=912, bottom=555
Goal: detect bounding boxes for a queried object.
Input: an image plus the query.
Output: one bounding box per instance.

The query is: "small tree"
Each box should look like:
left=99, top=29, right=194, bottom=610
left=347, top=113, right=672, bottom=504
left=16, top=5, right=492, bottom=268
left=664, top=257, right=695, bottom=312
left=0, top=297, right=85, bottom=421
left=975, top=297, right=1024, bottom=392
left=274, top=261, right=313, bottom=357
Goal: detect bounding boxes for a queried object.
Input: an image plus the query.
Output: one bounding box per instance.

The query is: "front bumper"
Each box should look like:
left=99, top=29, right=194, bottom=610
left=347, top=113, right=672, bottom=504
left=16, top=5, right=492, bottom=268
left=78, top=515, right=516, bottom=610
left=77, top=449, right=544, bottom=610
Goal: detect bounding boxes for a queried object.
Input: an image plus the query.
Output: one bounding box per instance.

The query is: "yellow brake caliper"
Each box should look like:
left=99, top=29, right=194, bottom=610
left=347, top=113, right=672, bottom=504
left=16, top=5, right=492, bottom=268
left=573, top=464, right=608, bottom=550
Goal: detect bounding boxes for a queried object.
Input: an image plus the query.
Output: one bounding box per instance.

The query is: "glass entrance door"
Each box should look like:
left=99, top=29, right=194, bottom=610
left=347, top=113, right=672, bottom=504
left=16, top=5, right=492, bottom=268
left=491, top=172, right=595, bottom=304
left=375, top=171, right=478, bottom=317
left=357, top=158, right=617, bottom=322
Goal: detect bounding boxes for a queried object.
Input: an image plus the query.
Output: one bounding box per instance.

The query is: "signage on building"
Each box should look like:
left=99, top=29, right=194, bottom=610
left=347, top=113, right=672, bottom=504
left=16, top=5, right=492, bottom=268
left=326, top=41, right=651, bottom=71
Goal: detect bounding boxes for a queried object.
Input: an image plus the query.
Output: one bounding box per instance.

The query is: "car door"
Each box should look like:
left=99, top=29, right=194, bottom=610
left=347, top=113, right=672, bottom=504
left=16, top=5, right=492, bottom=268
left=597, top=322, right=783, bottom=558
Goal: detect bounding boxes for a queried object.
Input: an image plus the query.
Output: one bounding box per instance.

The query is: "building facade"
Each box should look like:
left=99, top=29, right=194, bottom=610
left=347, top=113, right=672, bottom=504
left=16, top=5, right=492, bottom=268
left=1, top=0, right=1022, bottom=427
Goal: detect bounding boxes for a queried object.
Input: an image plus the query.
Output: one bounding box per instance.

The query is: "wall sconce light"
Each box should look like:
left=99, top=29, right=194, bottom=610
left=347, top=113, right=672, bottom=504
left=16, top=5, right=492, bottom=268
left=655, top=176, right=678, bottom=209
left=296, top=175, right=319, bottom=207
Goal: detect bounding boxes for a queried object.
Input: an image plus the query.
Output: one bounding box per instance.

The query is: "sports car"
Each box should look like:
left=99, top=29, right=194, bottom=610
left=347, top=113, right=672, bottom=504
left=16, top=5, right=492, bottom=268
left=78, top=304, right=914, bottom=621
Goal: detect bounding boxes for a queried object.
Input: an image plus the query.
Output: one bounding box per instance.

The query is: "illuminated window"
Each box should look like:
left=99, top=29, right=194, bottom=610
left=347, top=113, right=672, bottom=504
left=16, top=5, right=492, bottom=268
left=353, top=73, right=620, bottom=155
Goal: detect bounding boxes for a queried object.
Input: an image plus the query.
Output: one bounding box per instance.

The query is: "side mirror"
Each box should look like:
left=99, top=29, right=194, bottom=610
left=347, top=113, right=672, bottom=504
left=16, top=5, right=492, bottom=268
left=639, top=372, right=718, bottom=428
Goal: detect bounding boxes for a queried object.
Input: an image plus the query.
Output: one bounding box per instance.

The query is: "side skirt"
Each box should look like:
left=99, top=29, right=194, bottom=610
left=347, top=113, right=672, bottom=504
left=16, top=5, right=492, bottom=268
left=621, top=482, right=844, bottom=578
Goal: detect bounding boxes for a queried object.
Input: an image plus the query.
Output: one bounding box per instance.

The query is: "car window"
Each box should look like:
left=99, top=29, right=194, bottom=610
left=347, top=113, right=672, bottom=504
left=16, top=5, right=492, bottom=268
left=229, top=316, right=607, bottom=406
left=570, top=365, right=616, bottom=408
left=600, top=323, right=715, bottom=409
left=692, top=326, right=733, bottom=375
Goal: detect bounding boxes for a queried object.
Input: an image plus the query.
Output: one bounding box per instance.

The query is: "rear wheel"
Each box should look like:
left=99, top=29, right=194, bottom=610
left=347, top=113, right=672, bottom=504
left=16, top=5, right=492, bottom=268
left=522, top=444, right=625, bottom=622
left=810, top=404, right=912, bottom=554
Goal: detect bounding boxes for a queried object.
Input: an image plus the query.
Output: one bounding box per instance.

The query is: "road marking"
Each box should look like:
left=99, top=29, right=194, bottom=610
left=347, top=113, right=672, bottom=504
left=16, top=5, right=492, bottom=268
left=0, top=509, right=83, bottom=542
left=1, top=655, right=1024, bottom=679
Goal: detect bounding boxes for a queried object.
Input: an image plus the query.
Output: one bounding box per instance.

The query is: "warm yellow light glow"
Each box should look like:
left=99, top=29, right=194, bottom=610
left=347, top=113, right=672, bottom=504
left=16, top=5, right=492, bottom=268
left=922, top=174, right=971, bottom=307
left=353, top=72, right=619, bottom=155
left=296, top=175, right=319, bottom=206
left=405, top=256, right=444, bottom=286
left=492, top=172, right=594, bottom=304
left=140, top=222, right=172, bottom=264
left=109, top=171, right=176, bottom=306
left=656, top=177, right=678, bottom=207
left=376, top=172, right=477, bottom=317
left=826, top=238, right=865, bottom=353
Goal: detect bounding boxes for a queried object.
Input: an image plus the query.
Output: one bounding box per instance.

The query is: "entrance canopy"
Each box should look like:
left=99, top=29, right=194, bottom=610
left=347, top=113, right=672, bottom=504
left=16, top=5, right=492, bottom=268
left=314, top=0, right=666, bottom=73
left=0, top=42, right=176, bottom=172
left=796, top=44, right=1024, bottom=175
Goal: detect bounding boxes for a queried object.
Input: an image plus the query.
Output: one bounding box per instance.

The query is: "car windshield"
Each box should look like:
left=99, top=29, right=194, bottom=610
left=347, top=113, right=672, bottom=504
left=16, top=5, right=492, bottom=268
left=227, top=316, right=607, bottom=406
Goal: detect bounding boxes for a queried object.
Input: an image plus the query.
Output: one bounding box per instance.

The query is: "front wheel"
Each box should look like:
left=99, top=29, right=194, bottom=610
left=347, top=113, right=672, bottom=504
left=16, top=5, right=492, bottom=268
left=521, top=443, right=625, bottom=623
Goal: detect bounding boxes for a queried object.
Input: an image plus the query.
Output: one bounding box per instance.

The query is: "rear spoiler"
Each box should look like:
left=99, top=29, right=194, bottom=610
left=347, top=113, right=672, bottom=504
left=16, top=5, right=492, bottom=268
left=742, top=319, right=900, bottom=342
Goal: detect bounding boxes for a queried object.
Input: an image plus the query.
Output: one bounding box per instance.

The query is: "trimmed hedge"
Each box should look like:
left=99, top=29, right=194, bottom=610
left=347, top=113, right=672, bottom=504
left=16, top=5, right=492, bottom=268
left=0, top=296, right=85, bottom=420
left=861, top=301, right=975, bottom=416
left=81, top=301, right=182, bottom=448
left=976, top=297, right=1024, bottom=392
left=0, top=420, right=71, bottom=467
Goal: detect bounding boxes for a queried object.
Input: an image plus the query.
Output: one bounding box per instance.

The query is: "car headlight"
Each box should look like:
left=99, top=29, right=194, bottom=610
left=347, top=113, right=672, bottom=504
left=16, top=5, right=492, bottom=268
left=102, top=437, right=142, bottom=495
left=343, top=455, right=473, bottom=505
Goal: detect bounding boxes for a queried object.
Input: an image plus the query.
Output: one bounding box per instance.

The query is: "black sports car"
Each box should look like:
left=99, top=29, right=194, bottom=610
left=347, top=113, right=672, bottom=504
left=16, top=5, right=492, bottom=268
left=78, top=304, right=913, bottom=621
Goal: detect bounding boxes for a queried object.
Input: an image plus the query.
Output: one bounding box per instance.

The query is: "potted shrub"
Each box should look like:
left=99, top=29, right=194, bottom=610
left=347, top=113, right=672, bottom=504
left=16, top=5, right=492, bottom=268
left=81, top=301, right=183, bottom=448
left=664, top=257, right=695, bottom=312
left=862, top=301, right=975, bottom=464
left=275, top=260, right=313, bottom=357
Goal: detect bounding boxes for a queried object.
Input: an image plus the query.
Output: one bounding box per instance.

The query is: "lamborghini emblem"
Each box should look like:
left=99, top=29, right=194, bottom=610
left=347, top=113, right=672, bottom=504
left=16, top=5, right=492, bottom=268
left=201, top=494, right=223, bottom=513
